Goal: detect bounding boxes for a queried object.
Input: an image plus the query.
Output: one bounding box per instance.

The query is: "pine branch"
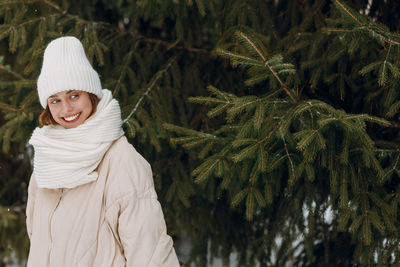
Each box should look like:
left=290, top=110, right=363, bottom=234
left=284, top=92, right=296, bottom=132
left=334, top=0, right=362, bottom=25
left=332, top=0, right=400, bottom=46
left=193, top=148, right=230, bottom=184
left=3, top=0, right=212, bottom=55
left=135, top=33, right=211, bottom=54
left=380, top=154, right=400, bottom=183
left=280, top=130, right=295, bottom=178
left=237, top=32, right=266, bottom=62
left=377, top=44, right=392, bottom=85
left=238, top=32, right=297, bottom=103
left=122, top=56, right=176, bottom=124
left=0, top=102, right=18, bottom=112
left=325, top=29, right=354, bottom=33
left=0, top=63, right=24, bottom=80
left=113, top=51, right=133, bottom=97
left=216, top=49, right=263, bottom=66
left=0, top=0, right=41, bottom=6
left=40, top=0, right=87, bottom=24
left=0, top=14, right=60, bottom=41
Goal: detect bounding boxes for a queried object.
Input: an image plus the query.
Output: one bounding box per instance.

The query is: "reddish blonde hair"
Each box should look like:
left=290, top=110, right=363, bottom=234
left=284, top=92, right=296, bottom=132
left=39, top=93, right=100, bottom=127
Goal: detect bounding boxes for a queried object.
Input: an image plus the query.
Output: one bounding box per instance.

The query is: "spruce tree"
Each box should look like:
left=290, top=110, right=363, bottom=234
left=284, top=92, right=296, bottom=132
left=1, top=0, right=400, bottom=266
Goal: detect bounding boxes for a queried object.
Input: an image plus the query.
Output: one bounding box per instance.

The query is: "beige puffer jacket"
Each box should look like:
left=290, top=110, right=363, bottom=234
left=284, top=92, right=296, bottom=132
left=26, top=136, right=180, bottom=267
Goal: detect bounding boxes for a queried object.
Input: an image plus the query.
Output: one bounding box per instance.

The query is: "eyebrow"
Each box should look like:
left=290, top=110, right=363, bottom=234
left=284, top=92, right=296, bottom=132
left=49, top=90, right=76, bottom=98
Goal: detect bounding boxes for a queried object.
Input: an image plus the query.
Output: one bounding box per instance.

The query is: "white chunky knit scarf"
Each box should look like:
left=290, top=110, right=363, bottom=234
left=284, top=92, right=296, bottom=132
left=29, top=89, right=124, bottom=189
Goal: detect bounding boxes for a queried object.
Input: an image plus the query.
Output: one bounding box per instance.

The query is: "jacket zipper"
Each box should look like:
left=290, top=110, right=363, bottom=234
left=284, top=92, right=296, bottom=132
left=47, top=189, right=64, bottom=267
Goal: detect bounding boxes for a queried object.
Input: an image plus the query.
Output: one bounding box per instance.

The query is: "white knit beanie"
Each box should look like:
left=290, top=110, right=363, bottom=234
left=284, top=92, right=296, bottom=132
left=37, top=36, right=103, bottom=108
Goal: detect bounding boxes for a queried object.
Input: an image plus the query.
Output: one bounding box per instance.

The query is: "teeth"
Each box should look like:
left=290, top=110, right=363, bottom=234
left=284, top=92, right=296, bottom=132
left=64, top=113, right=80, bottom=121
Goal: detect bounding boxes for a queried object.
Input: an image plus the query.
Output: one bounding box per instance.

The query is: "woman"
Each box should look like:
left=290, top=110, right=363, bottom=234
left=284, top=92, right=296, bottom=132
left=26, top=36, right=180, bottom=267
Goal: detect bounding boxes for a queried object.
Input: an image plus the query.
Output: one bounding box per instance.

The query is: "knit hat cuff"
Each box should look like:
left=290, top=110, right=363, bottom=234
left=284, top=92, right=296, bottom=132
left=38, top=66, right=103, bottom=108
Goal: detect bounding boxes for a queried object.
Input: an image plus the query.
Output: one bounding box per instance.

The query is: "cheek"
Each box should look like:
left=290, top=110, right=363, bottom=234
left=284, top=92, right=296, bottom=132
left=83, top=100, right=93, bottom=114
left=48, top=106, right=58, bottom=118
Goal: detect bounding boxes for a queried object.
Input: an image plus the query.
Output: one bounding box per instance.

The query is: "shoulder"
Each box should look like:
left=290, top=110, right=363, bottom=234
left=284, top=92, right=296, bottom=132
left=99, top=136, right=154, bottom=201
left=105, top=136, right=151, bottom=171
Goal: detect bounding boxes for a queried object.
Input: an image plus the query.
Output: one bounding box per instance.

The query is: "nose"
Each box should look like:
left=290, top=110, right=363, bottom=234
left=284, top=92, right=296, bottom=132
left=61, top=100, right=74, bottom=115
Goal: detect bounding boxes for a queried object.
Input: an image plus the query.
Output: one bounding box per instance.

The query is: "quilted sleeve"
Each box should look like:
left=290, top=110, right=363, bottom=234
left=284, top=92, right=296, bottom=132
left=118, top=189, right=180, bottom=267
left=106, top=138, right=180, bottom=267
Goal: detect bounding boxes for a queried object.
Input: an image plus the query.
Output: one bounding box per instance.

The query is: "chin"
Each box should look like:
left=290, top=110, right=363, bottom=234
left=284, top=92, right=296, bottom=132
left=57, top=120, right=80, bottom=129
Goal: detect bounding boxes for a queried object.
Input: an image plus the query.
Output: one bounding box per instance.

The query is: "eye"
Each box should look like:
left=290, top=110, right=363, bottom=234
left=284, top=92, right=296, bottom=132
left=71, top=94, right=79, bottom=99
left=50, top=99, right=60, bottom=104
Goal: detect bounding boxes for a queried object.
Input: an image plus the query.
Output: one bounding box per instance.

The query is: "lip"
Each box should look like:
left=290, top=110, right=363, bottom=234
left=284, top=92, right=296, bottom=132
left=62, top=112, right=81, bottom=123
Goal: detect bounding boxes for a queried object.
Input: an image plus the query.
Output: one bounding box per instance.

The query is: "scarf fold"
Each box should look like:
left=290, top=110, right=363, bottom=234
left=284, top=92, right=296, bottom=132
left=29, top=89, right=124, bottom=189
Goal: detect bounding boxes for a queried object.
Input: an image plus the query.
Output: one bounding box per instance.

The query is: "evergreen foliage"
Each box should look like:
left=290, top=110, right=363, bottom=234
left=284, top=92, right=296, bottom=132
left=1, top=0, right=400, bottom=265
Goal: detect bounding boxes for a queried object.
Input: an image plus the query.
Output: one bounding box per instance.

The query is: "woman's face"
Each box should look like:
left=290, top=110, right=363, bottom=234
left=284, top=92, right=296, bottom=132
left=47, top=90, right=93, bottom=129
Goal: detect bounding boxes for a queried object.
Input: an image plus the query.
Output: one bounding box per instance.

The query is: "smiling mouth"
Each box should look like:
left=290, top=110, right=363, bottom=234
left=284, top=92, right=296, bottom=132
left=63, top=112, right=81, bottom=122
